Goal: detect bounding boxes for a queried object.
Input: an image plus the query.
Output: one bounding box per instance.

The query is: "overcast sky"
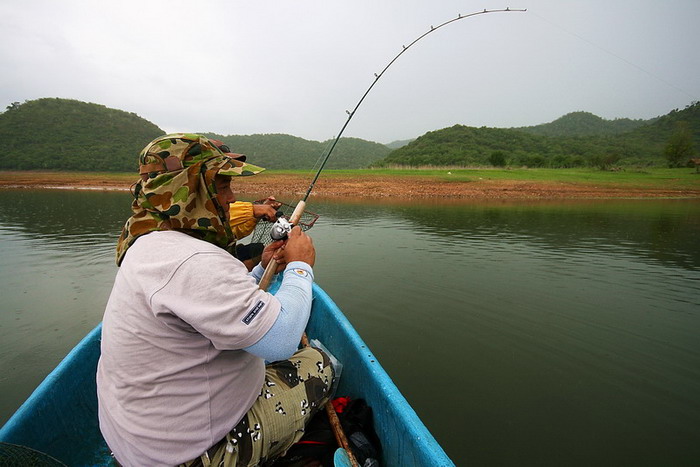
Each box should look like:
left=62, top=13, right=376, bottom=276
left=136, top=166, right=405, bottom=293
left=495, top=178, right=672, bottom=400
left=1, top=0, right=698, bottom=144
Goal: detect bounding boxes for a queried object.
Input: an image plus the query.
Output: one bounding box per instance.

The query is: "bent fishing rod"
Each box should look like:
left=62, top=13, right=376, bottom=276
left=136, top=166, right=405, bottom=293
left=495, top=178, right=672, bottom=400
left=256, top=10, right=526, bottom=465
left=259, top=6, right=526, bottom=288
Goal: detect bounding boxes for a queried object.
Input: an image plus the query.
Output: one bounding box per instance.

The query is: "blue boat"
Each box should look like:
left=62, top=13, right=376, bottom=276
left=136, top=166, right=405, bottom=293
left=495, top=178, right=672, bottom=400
left=0, top=283, right=453, bottom=466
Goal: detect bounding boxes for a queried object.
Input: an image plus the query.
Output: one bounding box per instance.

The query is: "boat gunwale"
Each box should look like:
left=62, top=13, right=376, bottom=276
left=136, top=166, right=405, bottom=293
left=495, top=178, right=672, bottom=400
left=306, top=283, right=454, bottom=466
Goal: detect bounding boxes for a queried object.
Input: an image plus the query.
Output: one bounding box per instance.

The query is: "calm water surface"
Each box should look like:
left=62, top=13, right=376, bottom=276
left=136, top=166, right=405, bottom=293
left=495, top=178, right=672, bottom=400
left=1, top=189, right=699, bottom=466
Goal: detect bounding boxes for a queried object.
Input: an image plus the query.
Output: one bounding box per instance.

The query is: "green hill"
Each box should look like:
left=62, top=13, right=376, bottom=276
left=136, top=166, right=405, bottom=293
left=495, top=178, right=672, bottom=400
left=0, top=98, right=390, bottom=172
left=2, top=98, right=698, bottom=171
left=0, top=98, right=164, bottom=171
left=516, top=111, right=653, bottom=137
left=375, top=102, right=700, bottom=168
left=202, top=133, right=391, bottom=170
left=376, top=125, right=565, bottom=167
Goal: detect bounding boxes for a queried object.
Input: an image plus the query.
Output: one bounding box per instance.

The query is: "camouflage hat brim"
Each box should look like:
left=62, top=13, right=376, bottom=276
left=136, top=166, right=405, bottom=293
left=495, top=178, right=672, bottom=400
left=218, top=158, right=265, bottom=177
left=138, top=133, right=265, bottom=178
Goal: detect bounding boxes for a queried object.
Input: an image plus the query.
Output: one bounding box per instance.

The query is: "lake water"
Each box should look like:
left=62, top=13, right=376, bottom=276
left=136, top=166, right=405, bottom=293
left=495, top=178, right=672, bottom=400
left=1, top=189, right=699, bottom=466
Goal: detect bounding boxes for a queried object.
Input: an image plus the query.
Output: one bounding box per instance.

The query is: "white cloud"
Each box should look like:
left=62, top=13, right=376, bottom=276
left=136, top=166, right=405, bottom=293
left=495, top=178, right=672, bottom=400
left=2, top=0, right=698, bottom=143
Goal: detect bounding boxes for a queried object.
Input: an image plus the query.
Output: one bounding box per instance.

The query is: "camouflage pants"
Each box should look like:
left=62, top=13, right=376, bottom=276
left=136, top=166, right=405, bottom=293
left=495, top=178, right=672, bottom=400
left=180, top=346, right=334, bottom=467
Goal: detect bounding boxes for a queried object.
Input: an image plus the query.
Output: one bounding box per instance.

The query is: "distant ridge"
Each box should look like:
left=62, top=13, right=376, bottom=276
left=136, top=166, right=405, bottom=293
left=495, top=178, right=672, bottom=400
left=515, top=111, right=653, bottom=137
left=202, top=133, right=391, bottom=170
left=385, top=138, right=415, bottom=149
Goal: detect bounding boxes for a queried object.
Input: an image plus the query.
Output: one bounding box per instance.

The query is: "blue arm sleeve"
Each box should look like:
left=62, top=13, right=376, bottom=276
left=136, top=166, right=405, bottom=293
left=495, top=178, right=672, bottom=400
left=248, top=263, right=265, bottom=283
left=244, top=261, right=314, bottom=361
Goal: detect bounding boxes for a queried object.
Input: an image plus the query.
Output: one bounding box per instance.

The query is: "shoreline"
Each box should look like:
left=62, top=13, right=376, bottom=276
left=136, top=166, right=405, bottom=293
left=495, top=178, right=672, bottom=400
left=1, top=171, right=698, bottom=200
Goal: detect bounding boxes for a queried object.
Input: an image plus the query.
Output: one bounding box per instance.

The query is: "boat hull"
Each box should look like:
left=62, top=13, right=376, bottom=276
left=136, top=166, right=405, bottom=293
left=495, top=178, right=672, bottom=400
left=0, top=283, right=453, bottom=466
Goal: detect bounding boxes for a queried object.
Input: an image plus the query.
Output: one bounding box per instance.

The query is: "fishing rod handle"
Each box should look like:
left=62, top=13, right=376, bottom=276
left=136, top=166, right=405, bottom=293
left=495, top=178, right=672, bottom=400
left=288, top=200, right=307, bottom=225
left=258, top=201, right=308, bottom=291
left=258, top=257, right=278, bottom=291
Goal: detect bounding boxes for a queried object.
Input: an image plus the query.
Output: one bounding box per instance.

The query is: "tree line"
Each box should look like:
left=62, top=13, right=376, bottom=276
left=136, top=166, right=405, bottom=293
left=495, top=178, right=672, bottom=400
left=202, top=133, right=391, bottom=170
left=374, top=103, right=699, bottom=169
left=1, top=98, right=697, bottom=172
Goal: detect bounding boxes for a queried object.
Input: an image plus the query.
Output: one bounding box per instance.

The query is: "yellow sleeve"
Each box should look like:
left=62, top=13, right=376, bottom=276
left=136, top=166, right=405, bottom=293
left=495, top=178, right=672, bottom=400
left=229, top=202, right=258, bottom=239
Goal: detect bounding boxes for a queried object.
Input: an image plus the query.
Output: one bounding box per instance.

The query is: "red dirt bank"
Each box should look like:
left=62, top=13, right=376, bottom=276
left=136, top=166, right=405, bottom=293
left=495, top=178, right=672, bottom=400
left=0, top=172, right=698, bottom=200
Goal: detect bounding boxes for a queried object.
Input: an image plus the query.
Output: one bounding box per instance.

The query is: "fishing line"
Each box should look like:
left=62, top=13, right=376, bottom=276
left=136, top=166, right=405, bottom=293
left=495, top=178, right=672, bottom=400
left=258, top=7, right=526, bottom=288
left=309, top=137, right=337, bottom=179
left=530, top=10, right=698, bottom=102
left=300, top=7, right=526, bottom=202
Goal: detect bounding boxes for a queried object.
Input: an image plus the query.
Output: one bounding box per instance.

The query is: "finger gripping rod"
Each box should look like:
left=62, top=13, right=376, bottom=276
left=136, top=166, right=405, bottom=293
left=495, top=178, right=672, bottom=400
left=259, top=201, right=306, bottom=291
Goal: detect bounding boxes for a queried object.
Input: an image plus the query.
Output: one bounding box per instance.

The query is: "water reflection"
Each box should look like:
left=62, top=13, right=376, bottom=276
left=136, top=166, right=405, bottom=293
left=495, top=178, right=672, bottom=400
left=0, top=190, right=130, bottom=425
left=1, top=190, right=699, bottom=466
left=361, top=200, right=699, bottom=271
left=295, top=197, right=700, bottom=466
left=0, top=189, right=131, bottom=237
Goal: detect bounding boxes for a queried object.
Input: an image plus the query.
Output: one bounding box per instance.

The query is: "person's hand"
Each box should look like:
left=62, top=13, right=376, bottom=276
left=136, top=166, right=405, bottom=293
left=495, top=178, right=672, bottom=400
left=253, top=197, right=282, bottom=221
left=262, top=197, right=282, bottom=209
left=252, top=204, right=279, bottom=221
left=261, top=240, right=286, bottom=273
left=274, top=226, right=315, bottom=267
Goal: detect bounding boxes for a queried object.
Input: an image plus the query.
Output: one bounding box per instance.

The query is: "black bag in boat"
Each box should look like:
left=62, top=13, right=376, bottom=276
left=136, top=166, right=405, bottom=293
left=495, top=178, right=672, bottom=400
left=273, top=397, right=381, bottom=466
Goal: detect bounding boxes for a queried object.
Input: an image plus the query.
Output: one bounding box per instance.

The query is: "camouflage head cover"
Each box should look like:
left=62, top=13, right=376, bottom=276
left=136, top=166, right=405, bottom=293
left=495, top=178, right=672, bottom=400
left=115, top=133, right=265, bottom=266
left=209, top=138, right=247, bottom=162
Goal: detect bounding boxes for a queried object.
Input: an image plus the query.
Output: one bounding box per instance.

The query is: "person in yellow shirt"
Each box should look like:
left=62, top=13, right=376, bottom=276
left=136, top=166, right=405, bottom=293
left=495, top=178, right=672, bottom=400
left=229, top=197, right=281, bottom=239
left=210, top=140, right=282, bottom=270
left=230, top=197, right=281, bottom=270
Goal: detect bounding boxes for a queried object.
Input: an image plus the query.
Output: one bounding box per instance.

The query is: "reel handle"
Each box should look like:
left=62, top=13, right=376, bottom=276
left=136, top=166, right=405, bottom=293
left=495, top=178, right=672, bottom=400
left=259, top=201, right=307, bottom=291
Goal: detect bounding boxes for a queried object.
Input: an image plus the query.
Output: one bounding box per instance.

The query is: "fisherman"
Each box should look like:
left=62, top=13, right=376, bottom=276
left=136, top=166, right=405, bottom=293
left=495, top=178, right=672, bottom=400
left=96, top=133, right=334, bottom=466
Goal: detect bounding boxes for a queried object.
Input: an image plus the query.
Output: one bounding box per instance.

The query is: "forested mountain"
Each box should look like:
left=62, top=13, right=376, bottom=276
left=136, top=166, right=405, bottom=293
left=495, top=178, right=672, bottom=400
left=2, top=98, right=697, bottom=171
left=378, top=125, right=565, bottom=167
left=516, top=111, right=653, bottom=137
left=0, top=98, right=164, bottom=171
left=0, top=98, right=390, bottom=171
left=202, top=133, right=391, bottom=170
left=376, top=102, right=700, bottom=168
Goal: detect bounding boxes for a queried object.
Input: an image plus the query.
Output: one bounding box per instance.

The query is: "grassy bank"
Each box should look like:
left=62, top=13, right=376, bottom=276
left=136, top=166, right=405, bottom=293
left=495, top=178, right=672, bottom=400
left=317, top=168, right=700, bottom=190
